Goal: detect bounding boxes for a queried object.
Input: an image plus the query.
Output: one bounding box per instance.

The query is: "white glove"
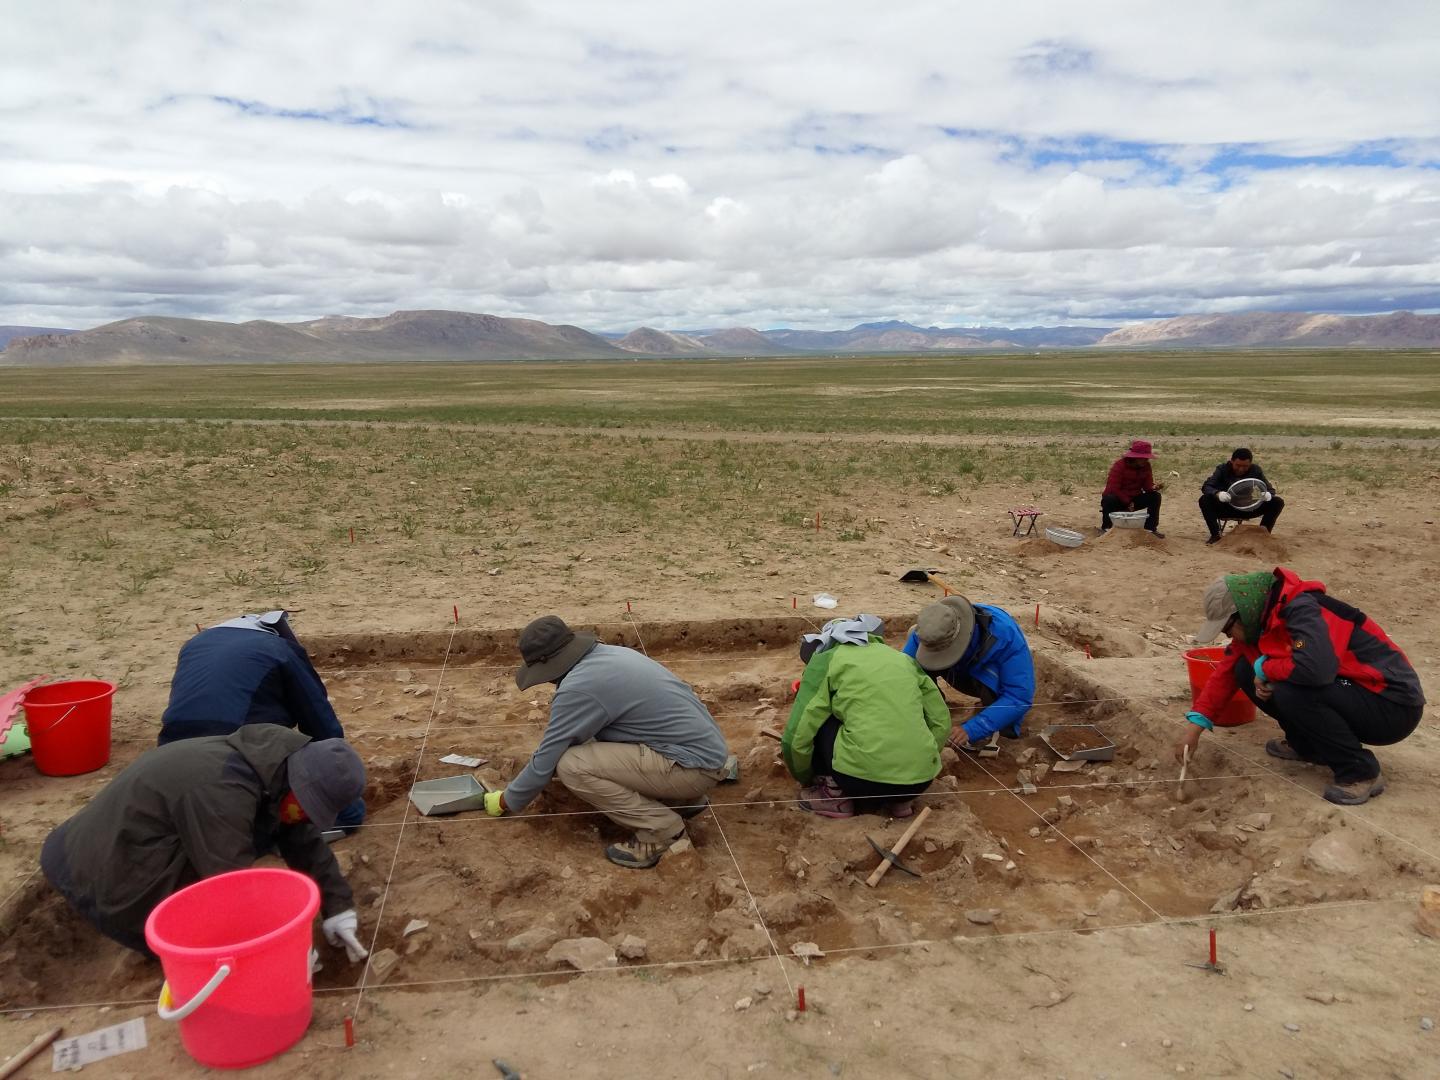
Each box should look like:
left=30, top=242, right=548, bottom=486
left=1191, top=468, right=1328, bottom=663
left=1216, top=491, right=1232, bottom=504
left=322, top=909, right=369, bottom=963
left=1261, top=491, right=1272, bottom=502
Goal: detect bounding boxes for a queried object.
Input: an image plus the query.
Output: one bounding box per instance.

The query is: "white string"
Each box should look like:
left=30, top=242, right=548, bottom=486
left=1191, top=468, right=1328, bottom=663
left=706, top=805, right=795, bottom=998
left=350, top=621, right=458, bottom=1020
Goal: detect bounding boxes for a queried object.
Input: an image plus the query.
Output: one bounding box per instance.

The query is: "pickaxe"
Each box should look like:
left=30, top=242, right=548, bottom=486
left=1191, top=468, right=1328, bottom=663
left=864, top=806, right=931, bottom=887
left=899, top=569, right=961, bottom=595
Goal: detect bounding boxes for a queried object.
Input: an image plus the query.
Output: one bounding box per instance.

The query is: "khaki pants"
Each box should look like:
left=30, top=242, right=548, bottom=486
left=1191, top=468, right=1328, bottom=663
left=555, top=741, right=726, bottom=843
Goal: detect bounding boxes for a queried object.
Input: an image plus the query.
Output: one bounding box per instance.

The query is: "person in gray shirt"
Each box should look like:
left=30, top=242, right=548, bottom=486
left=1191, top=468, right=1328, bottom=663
left=482, top=616, right=731, bottom=869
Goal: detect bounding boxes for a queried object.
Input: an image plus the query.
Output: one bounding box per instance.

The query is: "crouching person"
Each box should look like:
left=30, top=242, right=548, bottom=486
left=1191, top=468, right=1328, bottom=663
left=1175, top=568, right=1425, bottom=805
left=783, top=615, right=951, bottom=819
left=484, top=616, right=732, bottom=869
left=41, top=727, right=369, bottom=961
left=159, top=610, right=365, bottom=831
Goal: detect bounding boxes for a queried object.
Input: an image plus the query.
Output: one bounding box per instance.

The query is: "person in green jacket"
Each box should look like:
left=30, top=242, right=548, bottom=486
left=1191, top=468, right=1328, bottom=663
left=782, top=615, right=951, bottom=819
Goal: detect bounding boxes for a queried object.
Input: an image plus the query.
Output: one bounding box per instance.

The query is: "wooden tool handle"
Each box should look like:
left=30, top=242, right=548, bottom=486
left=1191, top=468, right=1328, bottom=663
left=865, top=806, right=931, bottom=888
left=0, top=1026, right=63, bottom=1080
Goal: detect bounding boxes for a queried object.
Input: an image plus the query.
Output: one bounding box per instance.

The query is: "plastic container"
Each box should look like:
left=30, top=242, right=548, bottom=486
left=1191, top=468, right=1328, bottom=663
left=145, top=868, right=320, bottom=1070
left=1044, top=526, right=1085, bottom=548
left=1108, top=510, right=1149, bottom=530
left=22, top=679, right=115, bottom=776
left=1183, top=647, right=1257, bottom=727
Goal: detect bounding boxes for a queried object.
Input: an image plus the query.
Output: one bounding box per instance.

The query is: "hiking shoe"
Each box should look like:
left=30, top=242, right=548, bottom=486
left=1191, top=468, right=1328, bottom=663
left=1097, top=527, right=1112, bottom=537
left=675, top=797, right=711, bottom=820
left=605, top=832, right=683, bottom=869
left=887, top=799, right=916, bottom=819
left=1148, top=529, right=1166, bottom=539
left=1323, top=773, right=1385, bottom=806
left=1265, top=739, right=1306, bottom=762
left=798, top=777, right=855, bottom=819
left=1205, top=534, right=1222, bottom=546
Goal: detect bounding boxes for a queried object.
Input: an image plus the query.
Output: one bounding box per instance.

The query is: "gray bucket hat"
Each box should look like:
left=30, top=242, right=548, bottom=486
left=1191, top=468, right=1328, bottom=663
left=914, top=596, right=977, bottom=671
left=515, top=616, right=598, bottom=690
left=287, top=739, right=366, bottom=830
left=1194, top=577, right=1240, bottom=643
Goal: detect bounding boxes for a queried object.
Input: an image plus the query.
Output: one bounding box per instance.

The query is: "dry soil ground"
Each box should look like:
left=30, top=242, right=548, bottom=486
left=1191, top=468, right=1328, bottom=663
left=2, top=402, right=1439, bottom=1078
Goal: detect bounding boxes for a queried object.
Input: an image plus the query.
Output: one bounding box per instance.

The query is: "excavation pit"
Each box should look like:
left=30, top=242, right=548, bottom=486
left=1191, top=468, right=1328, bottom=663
left=2, top=614, right=1436, bottom=1010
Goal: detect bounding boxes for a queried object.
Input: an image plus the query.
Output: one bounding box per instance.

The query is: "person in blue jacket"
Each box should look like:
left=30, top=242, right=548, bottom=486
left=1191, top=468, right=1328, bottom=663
left=902, top=596, right=1036, bottom=747
left=159, top=610, right=365, bottom=830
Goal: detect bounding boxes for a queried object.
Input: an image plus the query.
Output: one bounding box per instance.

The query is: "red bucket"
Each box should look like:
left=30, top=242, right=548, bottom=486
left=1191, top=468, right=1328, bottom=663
left=22, top=679, right=115, bottom=775
left=145, top=868, right=320, bottom=1070
left=1183, top=647, right=1256, bottom=727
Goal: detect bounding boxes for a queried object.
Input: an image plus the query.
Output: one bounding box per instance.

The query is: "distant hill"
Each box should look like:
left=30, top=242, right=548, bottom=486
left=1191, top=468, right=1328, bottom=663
left=1097, top=311, right=1440, bottom=348
left=694, top=327, right=796, bottom=355
left=0, top=325, right=74, bottom=349
left=760, top=320, right=1111, bottom=352
left=615, top=327, right=710, bottom=356
left=2, top=310, right=627, bottom=365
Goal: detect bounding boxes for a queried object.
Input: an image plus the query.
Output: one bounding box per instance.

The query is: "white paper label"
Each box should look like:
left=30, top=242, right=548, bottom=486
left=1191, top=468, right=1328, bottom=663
left=439, top=753, right=486, bottom=767
left=51, top=1017, right=147, bottom=1070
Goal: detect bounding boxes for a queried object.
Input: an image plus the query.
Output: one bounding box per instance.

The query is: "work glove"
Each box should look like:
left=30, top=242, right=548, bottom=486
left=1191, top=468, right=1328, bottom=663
left=1261, top=491, right=1272, bottom=502
left=322, top=909, right=369, bottom=963
left=1216, top=491, right=1232, bottom=504
left=483, top=789, right=506, bottom=817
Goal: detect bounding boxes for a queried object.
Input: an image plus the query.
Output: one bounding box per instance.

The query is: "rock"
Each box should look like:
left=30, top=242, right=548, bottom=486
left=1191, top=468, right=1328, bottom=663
left=1052, top=760, right=1086, bottom=774
left=981, top=853, right=1004, bottom=862
left=394, top=668, right=414, bottom=683
left=734, top=996, right=753, bottom=1011
left=1019, top=783, right=1038, bottom=796
left=790, top=942, right=824, bottom=965
left=1028, top=826, right=1042, bottom=838
left=721, top=929, right=773, bottom=960
left=545, top=937, right=617, bottom=971
left=1033, top=762, right=1050, bottom=782
left=923, top=840, right=938, bottom=853
left=506, top=927, right=558, bottom=953
left=934, top=775, right=960, bottom=793
left=1015, top=768, right=1033, bottom=786
left=1283, top=1022, right=1300, bottom=1033
left=617, top=934, right=647, bottom=960
left=965, top=908, right=997, bottom=925
left=753, top=983, right=772, bottom=997
left=872, top=913, right=911, bottom=946
left=1017, top=747, right=1038, bottom=765
left=711, top=908, right=759, bottom=937
left=669, top=837, right=694, bottom=855
left=1242, top=813, right=1272, bottom=832
left=693, top=939, right=712, bottom=959
left=1303, top=830, right=1371, bottom=876
left=1304, top=991, right=1337, bottom=1005
left=403, top=918, right=428, bottom=937
left=940, top=747, right=960, bottom=768
left=1421, top=1017, right=1434, bottom=1032
left=366, top=948, right=401, bottom=985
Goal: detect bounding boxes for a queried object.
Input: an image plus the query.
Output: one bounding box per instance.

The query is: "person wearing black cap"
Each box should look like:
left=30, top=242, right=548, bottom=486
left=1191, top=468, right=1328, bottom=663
left=40, top=727, right=368, bottom=959
left=902, top=596, right=1036, bottom=747
left=1198, top=448, right=1284, bottom=544
left=1099, top=438, right=1165, bottom=537
left=483, top=616, right=732, bottom=869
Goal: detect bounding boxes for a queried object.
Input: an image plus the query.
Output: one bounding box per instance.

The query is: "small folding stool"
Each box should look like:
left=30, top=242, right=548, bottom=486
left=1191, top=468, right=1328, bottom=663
left=1008, top=506, right=1043, bottom=537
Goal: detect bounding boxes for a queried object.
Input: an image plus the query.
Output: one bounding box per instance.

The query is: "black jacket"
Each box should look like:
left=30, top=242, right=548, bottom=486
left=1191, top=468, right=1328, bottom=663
left=41, top=726, right=352, bottom=952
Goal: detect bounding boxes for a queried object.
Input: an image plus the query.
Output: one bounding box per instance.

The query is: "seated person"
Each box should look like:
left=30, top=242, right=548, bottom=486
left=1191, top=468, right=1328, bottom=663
left=1175, top=569, right=1425, bottom=805
left=41, top=728, right=368, bottom=960
left=1198, top=447, right=1285, bottom=544
left=483, top=616, right=731, bottom=869
left=159, top=610, right=364, bottom=830
left=1099, top=438, right=1165, bottom=537
left=783, top=615, right=950, bottom=819
left=903, top=596, right=1035, bottom=746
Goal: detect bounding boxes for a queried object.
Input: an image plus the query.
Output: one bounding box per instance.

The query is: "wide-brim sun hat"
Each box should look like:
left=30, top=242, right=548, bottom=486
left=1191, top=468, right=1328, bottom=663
left=914, top=596, right=977, bottom=671
left=1123, top=438, right=1156, bottom=459
left=515, top=615, right=598, bottom=690
left=1194, top=577, right=1239, bottom=643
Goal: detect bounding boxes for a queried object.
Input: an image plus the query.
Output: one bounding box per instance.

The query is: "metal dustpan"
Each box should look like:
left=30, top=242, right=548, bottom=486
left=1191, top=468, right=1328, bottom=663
left=1039, top=723, right=1116, bottom=762
left=409, top=774, right=491, bottom=816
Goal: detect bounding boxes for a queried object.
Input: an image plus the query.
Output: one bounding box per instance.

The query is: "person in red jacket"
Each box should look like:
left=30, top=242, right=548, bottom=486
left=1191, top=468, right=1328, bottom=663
left=1099, top=438, right=1165, bottom=537
left=1175, top=568, right=1425, bottom=804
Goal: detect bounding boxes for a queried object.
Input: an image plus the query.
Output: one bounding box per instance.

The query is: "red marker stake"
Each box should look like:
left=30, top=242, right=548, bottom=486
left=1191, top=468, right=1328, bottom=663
left=1034, top=603, right=1040, bottom=628
left=344, top=1016, right=355, bottom=1048
left=1209, top=928, right=1217, bottom=966
left=453, top=605, right=459, bottom=625
left=349, top=527, right=355, bottom=545
left=792, top=597, right=797, bottom=610
left=1084, top=643, right=1092, bottom=659
left=797, top=986, right=806, bottom=1012
left=195, top=623, right=202, bottom=634
left=626, top=600, right=632, bottom=613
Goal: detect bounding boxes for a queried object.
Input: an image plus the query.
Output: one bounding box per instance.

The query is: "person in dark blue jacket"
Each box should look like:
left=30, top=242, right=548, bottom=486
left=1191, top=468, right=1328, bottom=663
left=902, top=596, right=1035, bottom=747
left=159, top=610, right=365, bottom=830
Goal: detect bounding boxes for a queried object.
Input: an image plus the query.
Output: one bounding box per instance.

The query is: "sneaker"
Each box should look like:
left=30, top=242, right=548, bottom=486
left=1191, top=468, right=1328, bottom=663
left=887, top=799, right=916, bottom=819
left=605, top=831, right=683, bottom=869
left=1205, top=534, right=1222, bottom=546
left=675, top=797, right=711, bottom=820
left=1097, top=527, right=1112, bottom=536
left=1323, top=773, right=1385, bottom=806
left=1264, top=739, right=1306, bottom=762
left=798, top=776, right=855, bottom=819
left=1148, top=529, right=1166, bottom=539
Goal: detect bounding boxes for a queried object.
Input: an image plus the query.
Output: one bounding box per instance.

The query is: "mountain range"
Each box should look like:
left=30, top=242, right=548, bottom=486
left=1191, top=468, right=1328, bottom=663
left=3, top=310, right=1439, bottom=366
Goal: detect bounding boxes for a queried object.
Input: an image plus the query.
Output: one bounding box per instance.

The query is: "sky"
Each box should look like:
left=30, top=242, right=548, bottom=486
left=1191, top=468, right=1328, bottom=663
left=4, top=1, right=1440, bottom=332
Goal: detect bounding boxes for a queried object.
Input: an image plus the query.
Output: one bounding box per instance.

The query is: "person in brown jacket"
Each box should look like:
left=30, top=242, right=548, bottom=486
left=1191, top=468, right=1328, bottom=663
left=40, top=726, right=368, bottom=959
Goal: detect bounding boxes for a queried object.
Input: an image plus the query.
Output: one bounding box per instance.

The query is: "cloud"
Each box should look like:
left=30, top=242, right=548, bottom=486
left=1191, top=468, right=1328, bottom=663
left=3, top=0, right=1440, bottom=329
